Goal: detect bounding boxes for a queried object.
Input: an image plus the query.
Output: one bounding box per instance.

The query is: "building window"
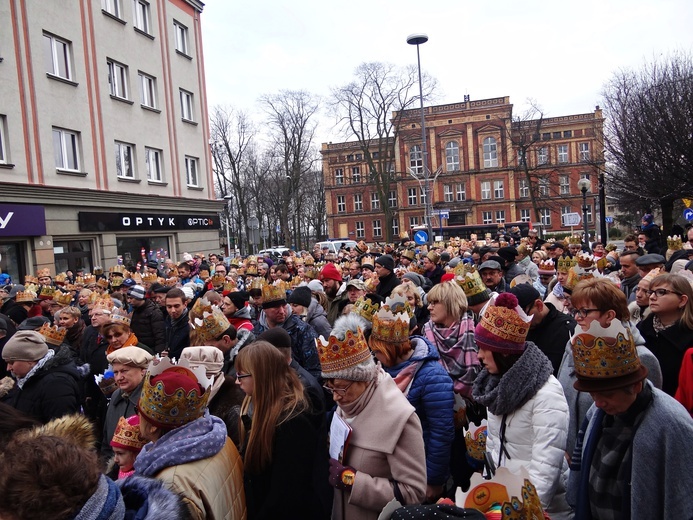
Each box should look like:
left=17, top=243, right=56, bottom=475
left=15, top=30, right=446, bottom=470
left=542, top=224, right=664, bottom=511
left=337, top=196, right=346, bottom=213
left=563, top=130, right=573, bottom=138
left=419, top=187, right=426, bottom=205
left=444, top=184, right=453, bottom=202
left=145, top=147, right=162, bottom=182
left=586, top=204, right=593, bottom=223
left=541, top=132, right=550, bottom=140
left=495, top=210, right=505, bottom=223
left=537, top=146, right=548, bottom=165
left=559, top=175, right=570, bottom=195
left=185, top=156, right=199, bottom=187
left=445, top=141, right=459, bottom=171
left=346, top=154, right=354, bottom=161
left=409, top=216, right=420, bottom=229
left=409, top=145, right=423, bottom=174
left=579, top=142, right=590, bottom=161
left=557, top=144, right=568, bottom=164
left=494, top=180, right=504, bottom=199
left=334, top=168, right=343, bottom=185
left=352, top=166, right=361, bottom=183
left=180, top=89, right=194, bottom=121
left=371, top=192, right=380, bottom=210
left=355, top=221, right=364, bottom=239
left=539, top=177, right=549, bottom=196
left=552, top=132, right=562, bottom=139
left=520, top=209, right=531, bottom=222
left=456, top=183, right=466, bottom=201
left=44, top=33, right=72, bottom=80
left=133, top=0, right=151, bottom=34
left=52, top=127, right=80, bottom=171
left=388, top=191, right=397, bottom=207
left=482, top=211, right=492, bottom=224
left=483, top=137, right=498, bottom=168
left=519, top=178, right=529, bottom=198
left=107, top=59, right=129, bottom=99
left=481, top=181, right=491, bottom=200
left=173, top=21, right=189, bottom=55
left=408, top=188, right=417, bottom=206
left=138, top=72, right=156, bottom=108
left=372, top=220, right=382, bottom=238
left=354, top=194, right=363, bottom=211
left=540, top=208, right=551, bottom=226
left=115, top=141, right=135, bottom=178
left=0, top=116, right=7, bottom=164
left=355, top=153, right=362, bottom=160
left=102, top=0, right=122, bottom=18
left=392, top=218, right=399, bottom=236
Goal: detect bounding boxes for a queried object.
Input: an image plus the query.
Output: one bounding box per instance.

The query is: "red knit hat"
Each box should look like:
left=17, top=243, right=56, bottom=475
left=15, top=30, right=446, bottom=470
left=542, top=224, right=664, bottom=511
left=441, top=272, right=455, bottom=283
left=474, top=293, right=532, bottom=354
left=320, top=263, right=342, bottom=282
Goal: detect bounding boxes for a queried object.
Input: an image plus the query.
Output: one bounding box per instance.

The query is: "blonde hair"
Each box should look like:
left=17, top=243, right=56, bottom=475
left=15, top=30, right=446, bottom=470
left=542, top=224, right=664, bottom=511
left=426, top=281, right=468, bottom=321
left=391, top=283, right=422, bottom=308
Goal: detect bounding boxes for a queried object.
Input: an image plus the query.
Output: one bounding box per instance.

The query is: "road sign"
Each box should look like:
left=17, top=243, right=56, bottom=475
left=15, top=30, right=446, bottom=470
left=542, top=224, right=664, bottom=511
left=605, top=216, right=614, bottom=224
left=414, top=230, right=428, bottom=245
left=683, top=198, right=692, bottom=208
left=562, top=212, right=581, bottom=227
left=434, top=209, right=450, bottom=220
left=684, top=208, right=693, bottom=221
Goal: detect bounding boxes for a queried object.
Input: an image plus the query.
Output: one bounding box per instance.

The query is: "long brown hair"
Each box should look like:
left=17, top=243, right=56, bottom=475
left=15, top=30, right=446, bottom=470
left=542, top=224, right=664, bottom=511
left=236, top=341, right=308, bottom=473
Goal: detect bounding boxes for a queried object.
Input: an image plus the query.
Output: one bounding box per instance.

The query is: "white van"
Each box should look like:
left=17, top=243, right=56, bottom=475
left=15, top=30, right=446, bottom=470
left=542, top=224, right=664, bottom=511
left=314, top=240, right=358, bottom=254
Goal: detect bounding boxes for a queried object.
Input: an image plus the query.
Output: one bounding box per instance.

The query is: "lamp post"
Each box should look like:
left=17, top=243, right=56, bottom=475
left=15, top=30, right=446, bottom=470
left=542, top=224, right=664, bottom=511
left=406, top=33, right=433, bottom=246
left=223, top=194, right=233, bottom=259
left=577, top=178, right=591, bottom=248
left=598, top=171, right=607, bottom=245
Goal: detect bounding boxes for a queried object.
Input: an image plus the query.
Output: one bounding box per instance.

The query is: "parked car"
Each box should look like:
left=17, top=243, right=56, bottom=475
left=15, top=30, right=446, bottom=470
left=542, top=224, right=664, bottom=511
left=258, top=247, right=290, bottom=260
left=313, top=239, right=358, bottom=255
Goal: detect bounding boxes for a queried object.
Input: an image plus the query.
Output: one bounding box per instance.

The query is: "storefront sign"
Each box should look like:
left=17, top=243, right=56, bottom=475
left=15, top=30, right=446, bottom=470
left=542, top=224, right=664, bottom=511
left=0, top=204, right=46, bottom=237
left=78, top=212, right=221, bottom=232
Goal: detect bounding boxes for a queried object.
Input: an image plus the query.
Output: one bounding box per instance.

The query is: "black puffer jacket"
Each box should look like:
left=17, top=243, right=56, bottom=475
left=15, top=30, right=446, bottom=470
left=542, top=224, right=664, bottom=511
left=130, top=299, right=166, bottom=353
left=5, top=345, right=80, bottom=423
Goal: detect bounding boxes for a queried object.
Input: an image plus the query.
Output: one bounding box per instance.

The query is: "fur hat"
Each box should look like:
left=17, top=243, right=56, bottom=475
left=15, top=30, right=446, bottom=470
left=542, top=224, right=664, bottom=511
left=474, top=293, right=532, bottom=355
left=319, top=315, right=376, bottom=381
left=375, top=254, right=395, bottom=272
left=287, top=286, right=312, bottom=308
left=2, top=331, right=49, bottom=362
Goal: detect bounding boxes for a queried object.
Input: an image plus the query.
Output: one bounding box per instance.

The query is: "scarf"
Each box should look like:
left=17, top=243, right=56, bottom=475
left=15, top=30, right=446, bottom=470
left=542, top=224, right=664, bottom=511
left=472, top=342, right=553, bottom=417
left=423, top=315, right=479, bottom=399
left=74, top=474, right=125, bottom=520
left=134, top=412, right=227, bottom=477
left=16, top=349, right=55, bottom=390
left=393, top=362, right=420, bottom=395
left=652, top=314, right=677, bottom=333
left=552, top=281, right=565, bottom=299
left=106, top=333, right=139, bottom=356
left=338, top=372, right=380, bottom=418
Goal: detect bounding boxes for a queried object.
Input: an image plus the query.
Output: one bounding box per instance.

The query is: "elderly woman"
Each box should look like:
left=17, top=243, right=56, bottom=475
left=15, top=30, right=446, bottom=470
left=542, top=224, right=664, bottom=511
left=323, top=316, right=426, bottom=518
left=76, top=288, right=93, bottom=324
left=101, top=313, right=154, bottom=356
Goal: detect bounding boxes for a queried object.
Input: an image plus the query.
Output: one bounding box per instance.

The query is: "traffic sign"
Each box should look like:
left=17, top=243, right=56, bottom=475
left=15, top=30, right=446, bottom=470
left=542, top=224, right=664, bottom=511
left=414, top=230, right=428, bottom=245
left=605, top=216, right=614, bottom=224
left=683, top=198, right=692, bottom=208
left=434, top=209, right=450, bottom=220
left=562, top=212, right=581, bottom=226
left=684, top=208, right=693, bottom=221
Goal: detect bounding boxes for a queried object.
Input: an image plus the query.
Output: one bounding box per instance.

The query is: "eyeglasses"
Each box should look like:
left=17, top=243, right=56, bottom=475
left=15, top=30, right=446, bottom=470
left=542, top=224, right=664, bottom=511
left=647, top=288, right=682, bottom=298
left=571, top=308, right=601, bottom=319
left=322, top=381, right=353, bottom=396
left=236, top=372, right=252, bottom=380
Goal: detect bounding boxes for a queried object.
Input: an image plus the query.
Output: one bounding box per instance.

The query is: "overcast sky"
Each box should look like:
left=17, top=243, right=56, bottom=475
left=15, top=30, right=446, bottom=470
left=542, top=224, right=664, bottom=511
left=201, top=0, right=693, bottom=145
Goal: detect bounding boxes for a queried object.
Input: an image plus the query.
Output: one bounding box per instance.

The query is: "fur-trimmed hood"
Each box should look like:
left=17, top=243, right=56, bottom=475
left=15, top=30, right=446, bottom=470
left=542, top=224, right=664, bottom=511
left=21, top=413, right=97, bottom=450
left=117, top=475, right=190, bottom=520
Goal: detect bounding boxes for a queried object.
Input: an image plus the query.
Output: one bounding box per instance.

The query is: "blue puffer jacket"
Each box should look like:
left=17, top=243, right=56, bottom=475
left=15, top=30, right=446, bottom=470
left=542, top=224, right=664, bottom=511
left=382, top=336, right=455, bottom=486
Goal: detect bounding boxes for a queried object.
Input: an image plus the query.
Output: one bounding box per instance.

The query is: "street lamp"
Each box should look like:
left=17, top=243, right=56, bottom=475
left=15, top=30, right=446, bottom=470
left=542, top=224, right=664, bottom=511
left=407, top=33, right=433, bottom=246
left=577, top=178, right=591, bottom=248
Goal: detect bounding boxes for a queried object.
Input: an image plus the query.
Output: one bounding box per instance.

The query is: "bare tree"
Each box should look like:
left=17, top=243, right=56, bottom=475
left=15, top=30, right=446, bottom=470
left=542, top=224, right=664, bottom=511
left=330, top=62, right=437, bottom=241
left=602, top=51, right=693, bottom=233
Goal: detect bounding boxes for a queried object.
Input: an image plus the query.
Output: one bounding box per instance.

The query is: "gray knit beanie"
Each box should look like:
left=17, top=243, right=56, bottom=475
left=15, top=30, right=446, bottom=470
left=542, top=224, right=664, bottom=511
left=2, top=330, right=49, bottom=361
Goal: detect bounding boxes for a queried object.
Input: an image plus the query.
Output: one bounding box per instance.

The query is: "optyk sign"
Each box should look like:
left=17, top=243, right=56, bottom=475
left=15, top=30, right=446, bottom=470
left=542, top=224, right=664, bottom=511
left=78, top=212, right=220, bottom=232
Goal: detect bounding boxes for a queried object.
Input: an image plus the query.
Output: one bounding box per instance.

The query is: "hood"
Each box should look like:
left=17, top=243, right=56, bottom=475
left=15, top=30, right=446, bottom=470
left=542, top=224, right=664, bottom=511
left=33, top=345, right=80, bottom=382
left=233, top=305, right=252, bottom=320
left=118, top=475, right=189, bottom=520
left=306, top=298, right=327, bottom=320
left=21, top=413, right=97, bottom=450
left=409, top=336, right=439, bottom=362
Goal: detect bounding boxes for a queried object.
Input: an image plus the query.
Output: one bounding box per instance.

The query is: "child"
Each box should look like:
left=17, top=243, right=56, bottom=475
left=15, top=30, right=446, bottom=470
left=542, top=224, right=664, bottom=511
left=110, top=415, right=146, bottom=479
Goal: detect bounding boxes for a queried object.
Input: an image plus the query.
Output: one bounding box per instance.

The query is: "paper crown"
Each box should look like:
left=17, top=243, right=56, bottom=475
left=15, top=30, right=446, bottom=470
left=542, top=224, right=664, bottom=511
left=316, top=328, right=372, bottom=375
left=92, top=296, right=114, bottom=313
left=110, top=415, right=146, bottom=452
left=82, top=274, right=97, bottom=285
left=246, top=265, right=258, bottom=276
left=142, top=272, right=158, bottom=284
left=15, top=289, right=37, bottom=303
left=571, top=320, right=647, bottom=391
left=223, top=279, right=237, bottom=292
left=189, top=298, right=231, bottom=345
left=246, top=255, right=258, bottom=266
left=576, top=252, right=595, bottom=269
left=455, top=267, right=488, bottom=303
left=400, top=249, right=416, bottom=261
left=567, top=235, right=582, bottom=245
left=290, top=276, right=302, bottom=288
left=537, top=259, right=556, bottom=274
left=138, top=356, right=212, bottom=429
left=39, top=322, right=67, bottom=346
left=36, top=268, right=51, bottom=279
left=304, top=267, right=319, bottom=280
left=108, top=308, right=132, bottom=327
left=464, top=420, right=488, bottom=467
left=53, top=273, right=67, bottom=286
left=229, top=257, right=240, bottom=268
left=109, top=265, right=126, bottom=274
left=93, top=266, right=104, bottom=275
left=262, top=283, right=286, bottom=304
left=51, top=290, right=73, bottom=306
left=355, top=240, right=369, bottom=254
left=667, top=235, right=683, bottom=250
left=370, top=307, right=410, bottom=344
left=642, top=267, right=661, bottom=283
left=164, top=277, right=178, bottom=287
left=351, top=296, right=380, bottom=323
left=556, top=255, right=578, bottom=273
left=563, top=266, right=596, bottom=293
left=38, top=286, right=56, bottom=300
left=381, top=294, right=413, bottom=318
left=211, top=273, right=226, bottom=287
left=250, top=277, right=267, bottom=290
left=304, top=256, right=315, bottom=266
left=360, top=255, right=374, bottom=268
left=96, top=278, right=110, bottom=289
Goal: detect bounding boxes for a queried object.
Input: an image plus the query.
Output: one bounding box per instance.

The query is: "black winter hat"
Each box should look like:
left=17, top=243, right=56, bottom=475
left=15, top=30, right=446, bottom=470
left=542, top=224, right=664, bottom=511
left=287, top=286, right=312, bottom=308
left=375, top=254, right=395, bottom=272
left=496, top=246, right=519, bottom=263
left=509, top=284, right=540, bottom=311
left=227, top=291, right=250, bottom=309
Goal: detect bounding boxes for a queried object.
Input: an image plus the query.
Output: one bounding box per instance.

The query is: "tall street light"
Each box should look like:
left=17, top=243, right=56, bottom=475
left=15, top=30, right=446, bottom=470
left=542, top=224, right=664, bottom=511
left=577, top=178, right=591, bottom=249
left=407, top=33, right=433, bottom=246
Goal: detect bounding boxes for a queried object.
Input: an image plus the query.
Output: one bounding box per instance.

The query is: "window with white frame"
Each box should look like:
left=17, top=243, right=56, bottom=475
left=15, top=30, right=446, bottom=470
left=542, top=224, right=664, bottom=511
left=444, top=184, right=453, bottom=202
left=579, top=142, right=590, bottom=161
left=586, top=204, right=593, bottom=223
left=138, top=72, right=156, bottom=108
left=494, top=180, right=504, bottom=199
left=409, top=216, right=420, bottom=229
left=540, top=208, right=551, bottom=226
left=419, top=187, right=426, bottom=205
left=445, top=141, right=460, bottom=171
left=539, top=177, right=549, bottom=196
left=481, top=181, right=491, bottom=200
left=557, top=144, right=568, bottom=164
left=102, top=0, right=122, bottom=18
left=559, top=174, right=570, bottom=195
left=0, top=116, right=7, bottom=164
left=495, top=210, right=505, bottom=223
left=133, top=0, right=151, bottom=34
left=354, top=194, right=363, bottom=211
left=519, top=178, right=529, bottom=198
left=482, top=211, right=492, bottom=224
left=372, top=220, right=382, bottom=237
left=185, top=156, right=199, bottom=187
left=352, top=166, right=361, bottom=183
left=388, top=191, right=397, bottom=207
left=391, top=218, right=399, bottom=236
left=520, top=209, right=531, bottom=222
left=173, top=21, right=189, bottom=55
left=180, top=89, right=194, bottom=121
left=537, top=146, right=548, bottom=165
left=408, top=188, right=417, bottom=206
left=456, top=183, right=466, bottom=201
left=334, top=168, right=343, bottom=185
left=114, top=141, right=135, bottom=178
left=52, top=127, right=80, bottom=171
left=145, top=147, right=162, bottom=182
left=561, top=206, right=571, bottom=225
left=409, top=145, right=423, bottom=174
left=107, top=59, right=129, bottom=99
left=371, top=192, right=380, bottom=210
left=355, top=221, right=365, bottom=238
left=337, top=196, right=346, bottom=213
left=44, top=33, right=72, bottom=80
left=483, top=137, right=498, bottom=168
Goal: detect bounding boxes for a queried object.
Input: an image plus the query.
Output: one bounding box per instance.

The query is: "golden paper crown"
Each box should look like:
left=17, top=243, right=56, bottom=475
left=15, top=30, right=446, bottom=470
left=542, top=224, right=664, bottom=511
left=92, top=296, right=113, bottom=312
left=596, top=257, right=609, bottom=271
left=110, top=416, right=146, bottom=451
left=537, top=259, right=556, bottom=273
left=51, top=290, right=73, bottom=306
left=290, top=276, right=302, bottom=288
left=96, top=278, right=110, bottom=289
left=556, top=255, right=578, bottom=273
left=245, top=265, right=258, bottom=276
left=82, top=274, right=96, bottom=285
left=464, top=421, right=488, bottom=463
left=190, top=299, right=231, bottom=345
left=410, top=264, right=426, bottom=275
left=93, top=266, right=104, bottom=275
left=250, top=277, right=266, bottom=290
left=667, top=235, right=683, bottom=250
left=316, top=328, right=371, bottom=374
left=382, top=294, right=413, bottom=319
left=109, top=265, right=126, bottom=274
left=457, top=269, right=488, bottom=300
left=351, top=296, right=380, bottom=323
left=164, top=277, right=178, bottom=287
left=142, top=272, right=158, bottom=284
left=131, top=273, right=142, bottom=285
left=401, top=249, right=416, bottom=261
left=576, top=252, right=595, bottom=269
left=108, top=308, right=132, bottom=327
left=304, top=267, right=319, bottom=280
left=15, top=289, right=37, bottom=303
left=563, top=266, right=596, bottom=292
left=66, top=284, right=78, bottom=292
left=36, top=268, right=51, bottom=279
left=223, top=279, right=237, bottom=292
left=54, top=273, right=67, bottom=285
left=211, top=273, right=226, bottom=288
left=371, top=308, right=410, bottom=344
left=138, top=357, right=212, bottom=429
left=360, top=255, right=374, bottom=268
left=38, top=286, right=56, bottom=300
left=24, top=275, right=38, bottom=285
left=262, top=283, right=286, bottom=304
left=642, top=267, right=661, bottom=283
left=229, top=257, right=241, bottom=268
left=39, top=322, right=67, bottom=346
left=567, top=235, right=582, bottom=245
left=246, top=256, right=258, bottom=266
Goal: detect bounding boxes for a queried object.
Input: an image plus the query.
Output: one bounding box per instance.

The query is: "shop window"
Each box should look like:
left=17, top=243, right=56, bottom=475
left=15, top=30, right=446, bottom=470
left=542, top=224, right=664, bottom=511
left=117, top=236, right=170, bottom=272
left=53, top=240, right=93, bottom=274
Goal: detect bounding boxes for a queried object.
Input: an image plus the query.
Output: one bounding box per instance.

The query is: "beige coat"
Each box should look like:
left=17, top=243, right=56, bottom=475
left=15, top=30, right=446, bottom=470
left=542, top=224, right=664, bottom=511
left=155, top=438, right=246, bottom=520
left=333, top=370, right=426, bottom=520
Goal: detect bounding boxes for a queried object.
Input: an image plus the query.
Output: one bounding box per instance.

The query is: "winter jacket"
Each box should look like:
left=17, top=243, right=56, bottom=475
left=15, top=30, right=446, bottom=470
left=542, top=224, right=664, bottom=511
left=130, top=299, right=166, bottom=353
left=4, top=345, right=80, bottom=423
left=102, top=382, right=143, bottom=458
left=382, top=337, right=455, bottom=486
left=503, top=262, right=525, bottom=285
left=228, top=305, right=254, bottom=332
left=375, top=271, right=401, bottom=299
left=423, top=265, right=445, bottom=287
left=117, top=475, right=191, bottom=520
left=164, top=311, right=191, bottom=361
left=305, top=299, right=332, bottom=338
left=526, top=303, right=577, bottom=375
left=80, top=325, right=110, bottom=429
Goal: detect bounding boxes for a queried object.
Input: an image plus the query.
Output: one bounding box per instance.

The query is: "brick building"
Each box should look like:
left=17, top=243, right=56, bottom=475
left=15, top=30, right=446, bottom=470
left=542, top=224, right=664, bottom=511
left=321, top=96, right=603, bottom=243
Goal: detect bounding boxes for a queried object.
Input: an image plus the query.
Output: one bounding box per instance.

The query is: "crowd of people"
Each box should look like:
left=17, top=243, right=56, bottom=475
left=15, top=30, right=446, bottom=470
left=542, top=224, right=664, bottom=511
left=0, top=215, right=692, bottom=519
